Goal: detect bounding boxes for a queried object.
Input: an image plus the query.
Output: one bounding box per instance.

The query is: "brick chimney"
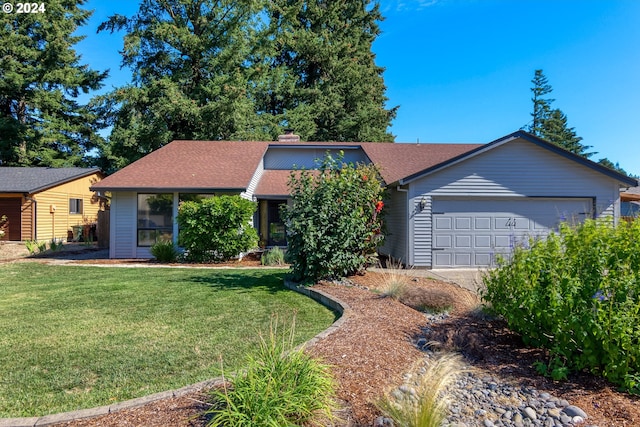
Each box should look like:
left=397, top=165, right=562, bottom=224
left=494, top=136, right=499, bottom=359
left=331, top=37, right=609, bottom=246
left=277, top=129, right=300, bottom=142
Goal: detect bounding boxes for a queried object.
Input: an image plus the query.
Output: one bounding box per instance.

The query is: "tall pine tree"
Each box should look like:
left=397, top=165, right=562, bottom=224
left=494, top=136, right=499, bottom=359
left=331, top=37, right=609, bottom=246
left=525, top=69, right=633, bottom=175
left=260, top=0, right=397, bottom=142
left=96, top=0, right=264, bottom=171
left=528, top=69, right=554, bottom=137
left=526, top=69, right=592, bottom=157
left=0, top=0, right=107, bottom=167
left=97, top=0, right=397, bottom=171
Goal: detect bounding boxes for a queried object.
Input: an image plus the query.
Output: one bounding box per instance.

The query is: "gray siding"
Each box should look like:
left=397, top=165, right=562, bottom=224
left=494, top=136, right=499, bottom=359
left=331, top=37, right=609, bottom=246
left=110, top=191, right=136, bottom=259
left=264, top=147, right=368, bottom=170
left=380, top=187, right=408, bottom=263
left=407, top=139, right=622, bottom=267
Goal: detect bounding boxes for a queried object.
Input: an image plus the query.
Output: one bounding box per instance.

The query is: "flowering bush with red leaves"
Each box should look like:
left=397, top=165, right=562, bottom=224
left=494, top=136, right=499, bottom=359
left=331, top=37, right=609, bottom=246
left=282, top=152, right=386, bottom=283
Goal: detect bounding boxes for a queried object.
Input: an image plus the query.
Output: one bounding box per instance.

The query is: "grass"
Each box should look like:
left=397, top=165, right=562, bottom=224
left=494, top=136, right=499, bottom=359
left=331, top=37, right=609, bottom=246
left=377, top=353, right=465, bottom=427
left=207, top=315, right=338, bottom=426
left=0, top=264, right=337, bottom=417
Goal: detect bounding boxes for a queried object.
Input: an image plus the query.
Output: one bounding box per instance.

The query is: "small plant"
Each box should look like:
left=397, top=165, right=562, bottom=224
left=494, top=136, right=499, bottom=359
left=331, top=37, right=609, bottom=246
left=150, top=240, right=179, bottom=263
left=207, top=315, right=338, bottom=426
left=377, top=262, right=410, bottom=300
left=25, top=240, right=48, bottom=254
left=378, top=353, right=464, bottom=427
left=261, top=246, right=285, bottom=266
left=49, top=238, right=64, bottom=252
left=0, top=215, right=7, bottom=239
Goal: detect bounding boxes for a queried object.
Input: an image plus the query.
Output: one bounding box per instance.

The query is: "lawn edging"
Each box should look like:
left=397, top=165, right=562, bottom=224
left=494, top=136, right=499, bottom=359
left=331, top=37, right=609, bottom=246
left=0, top=279, right=349, bottom=427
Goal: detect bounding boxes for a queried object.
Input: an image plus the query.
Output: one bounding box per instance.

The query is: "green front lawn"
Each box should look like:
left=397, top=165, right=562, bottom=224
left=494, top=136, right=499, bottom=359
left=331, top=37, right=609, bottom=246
left=0, top=264, right=336, bottom=417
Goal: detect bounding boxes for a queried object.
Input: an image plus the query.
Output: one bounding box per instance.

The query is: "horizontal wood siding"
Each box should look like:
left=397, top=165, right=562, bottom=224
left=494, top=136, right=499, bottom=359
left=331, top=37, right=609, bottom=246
left=21, top=199, right=33, bottom=240
left=33, top=172, right=104, bottom=241
left=111, top=192, right=136, bottom=258
left=380, top=188, right=408, bottom=263
left=408, top=139, right=623, bottom=267
left=263, top=147, right=368, bottom=170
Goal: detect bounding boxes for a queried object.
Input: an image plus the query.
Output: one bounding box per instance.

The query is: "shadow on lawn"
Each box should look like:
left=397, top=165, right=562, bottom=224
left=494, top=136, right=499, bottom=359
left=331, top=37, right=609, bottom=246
left=177, top=269, right=291, bottom=295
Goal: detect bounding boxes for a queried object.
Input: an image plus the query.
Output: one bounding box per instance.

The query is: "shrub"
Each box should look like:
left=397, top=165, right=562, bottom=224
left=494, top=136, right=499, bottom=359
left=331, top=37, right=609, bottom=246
left=282, top=152, right=385, bottom=283
left=378, top=353, right=464, bottom=427
left=177, top=195, right=258, bottom=263
left=483, top=218, right=640, bottom=393
left=261, top=246, right=285, bottom=266
left=150, top=240, right=179, bottom=263
left=207, top=316, right=337, bottom=426
left=25, top=240, right=47, bottom=254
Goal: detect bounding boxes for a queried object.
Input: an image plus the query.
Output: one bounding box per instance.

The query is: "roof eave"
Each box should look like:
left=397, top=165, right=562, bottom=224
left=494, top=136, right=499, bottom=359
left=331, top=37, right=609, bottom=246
left=399, top=130, right=639, bottom=187
left=90, top=186, right=247, bottom=193
left=28, top=168, right=103, bottom=194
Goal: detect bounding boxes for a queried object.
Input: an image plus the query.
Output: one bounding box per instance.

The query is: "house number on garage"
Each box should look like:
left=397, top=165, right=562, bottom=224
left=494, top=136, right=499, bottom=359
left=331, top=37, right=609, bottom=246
left=506, top=217, right=517, bottom=227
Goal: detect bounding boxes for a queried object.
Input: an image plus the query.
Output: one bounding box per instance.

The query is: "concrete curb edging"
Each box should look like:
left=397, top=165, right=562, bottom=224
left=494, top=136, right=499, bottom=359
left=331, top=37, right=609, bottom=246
left=283, top=279, right=351, bottom=349
left=1, top=281, right=348, bottom=427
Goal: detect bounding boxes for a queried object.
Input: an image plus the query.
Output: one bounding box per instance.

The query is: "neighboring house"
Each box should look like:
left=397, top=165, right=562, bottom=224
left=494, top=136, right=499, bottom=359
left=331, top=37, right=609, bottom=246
left=621, top=185, right=640, bottom=220
left=0, top=167, right=105, bottom=242
left=92, top=131, right=638, bottom=268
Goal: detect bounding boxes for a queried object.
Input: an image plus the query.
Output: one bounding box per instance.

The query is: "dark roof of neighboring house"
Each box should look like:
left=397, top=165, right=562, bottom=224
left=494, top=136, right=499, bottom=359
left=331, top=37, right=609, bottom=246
left=93, top=140, right=270, bottom=192
left=0, top=167, right=102, bottom=193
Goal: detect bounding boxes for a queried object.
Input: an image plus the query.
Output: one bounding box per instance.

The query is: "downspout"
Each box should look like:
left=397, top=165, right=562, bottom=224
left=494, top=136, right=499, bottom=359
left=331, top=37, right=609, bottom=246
left=25, top=195, right=37, bottom=241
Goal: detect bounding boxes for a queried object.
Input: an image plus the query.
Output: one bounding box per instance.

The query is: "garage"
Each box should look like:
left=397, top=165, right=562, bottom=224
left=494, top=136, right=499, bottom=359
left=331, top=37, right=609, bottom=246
left=0, top=198, right=22, bottom=241
left=431, top=197, right=594, bottom=268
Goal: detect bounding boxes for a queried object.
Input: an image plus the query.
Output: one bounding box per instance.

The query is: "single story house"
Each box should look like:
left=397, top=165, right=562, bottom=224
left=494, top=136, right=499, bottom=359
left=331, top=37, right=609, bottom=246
left=92, top=131, right=638, bottom=268
left=0, top=167, right=105, bottom=242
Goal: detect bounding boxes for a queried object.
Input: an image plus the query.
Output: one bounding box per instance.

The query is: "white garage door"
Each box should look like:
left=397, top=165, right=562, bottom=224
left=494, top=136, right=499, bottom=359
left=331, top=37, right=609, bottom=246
left=431, top=198, right=593, bottom=268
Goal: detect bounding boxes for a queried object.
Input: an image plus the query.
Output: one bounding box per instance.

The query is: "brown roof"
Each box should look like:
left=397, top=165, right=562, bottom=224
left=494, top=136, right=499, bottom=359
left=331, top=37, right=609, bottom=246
left=93, top=139, right=482, bottom=193
left=359, top=143, right=482, bottom=184
left=93, top=141, right=269, bottom=191
left=622, top=185, right=640, bottom=201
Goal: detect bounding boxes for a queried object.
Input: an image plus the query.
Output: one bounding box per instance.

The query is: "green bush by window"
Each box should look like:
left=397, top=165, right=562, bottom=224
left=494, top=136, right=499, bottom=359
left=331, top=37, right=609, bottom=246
left=483, top=218, right=640, bottom=393
left=281, top=152, right=385, bottom=283
left=177, top=195, right=258, bottom=263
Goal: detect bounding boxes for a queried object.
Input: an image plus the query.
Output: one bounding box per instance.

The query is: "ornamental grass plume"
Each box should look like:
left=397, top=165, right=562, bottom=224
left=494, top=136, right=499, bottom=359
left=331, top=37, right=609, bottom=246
left=378, top=352, right=465, bottom=427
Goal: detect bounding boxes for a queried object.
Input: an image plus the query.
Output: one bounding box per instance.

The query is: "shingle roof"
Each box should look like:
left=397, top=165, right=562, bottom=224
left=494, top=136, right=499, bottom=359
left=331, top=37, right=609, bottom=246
left=0, top=167, right=101, bottom=193
left=359, top=142, right=482, bottom=184
left=92, top=140, right=270, bottom=191
left=93, top=139, right=484, bottom=193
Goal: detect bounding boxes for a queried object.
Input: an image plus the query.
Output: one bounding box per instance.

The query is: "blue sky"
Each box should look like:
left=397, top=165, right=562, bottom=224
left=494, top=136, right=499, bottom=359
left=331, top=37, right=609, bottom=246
left=76, top=0, right=639, bottom=176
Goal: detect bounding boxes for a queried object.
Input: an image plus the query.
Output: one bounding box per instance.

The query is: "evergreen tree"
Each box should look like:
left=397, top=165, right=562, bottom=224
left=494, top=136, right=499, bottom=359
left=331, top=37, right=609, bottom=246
left=0, top=0, right=107, bottom=167
left=528, top=69, right=554, bottom=137
left=96, top=0, right=265, bottom=171
left=540, top=109, right=594, bottom=158
left=97, top=0, right=397, bottom=171
left=260, top=0, right=397, bottom=142
left=526, top=69, right=594, bottom=158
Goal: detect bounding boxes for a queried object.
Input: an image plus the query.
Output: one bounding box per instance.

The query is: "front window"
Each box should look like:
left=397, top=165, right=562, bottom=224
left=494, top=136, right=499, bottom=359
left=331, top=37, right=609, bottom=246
left=137, top=194, right=173, bottom=246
